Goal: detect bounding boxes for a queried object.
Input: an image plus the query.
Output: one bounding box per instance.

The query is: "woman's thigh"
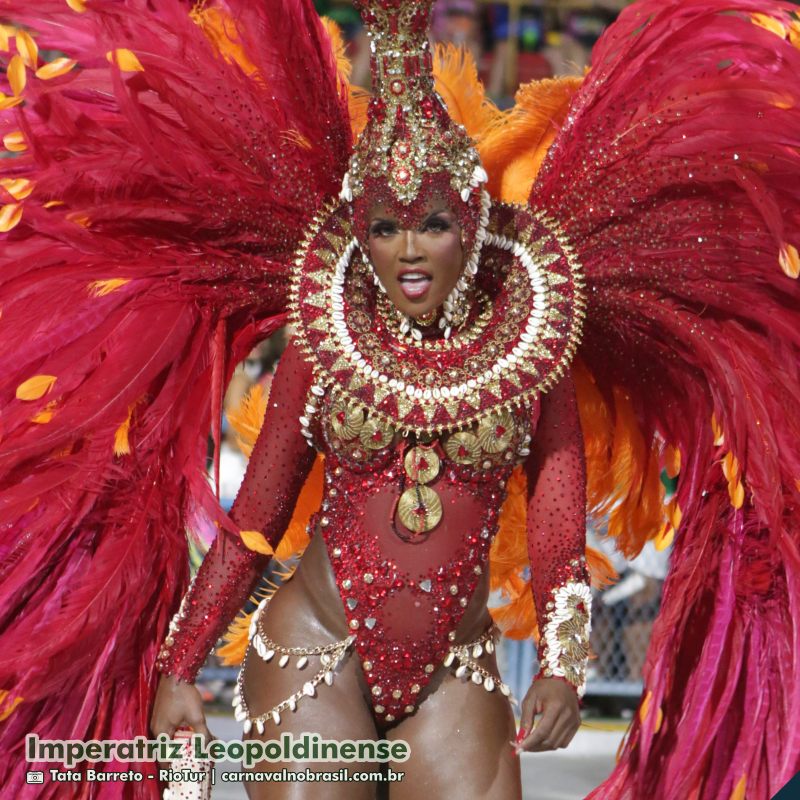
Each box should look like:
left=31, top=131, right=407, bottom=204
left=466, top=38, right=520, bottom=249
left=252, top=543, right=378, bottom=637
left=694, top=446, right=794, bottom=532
left=239, top=590, right=380, bottom=800
left=384, top=654, right=521, bottom=800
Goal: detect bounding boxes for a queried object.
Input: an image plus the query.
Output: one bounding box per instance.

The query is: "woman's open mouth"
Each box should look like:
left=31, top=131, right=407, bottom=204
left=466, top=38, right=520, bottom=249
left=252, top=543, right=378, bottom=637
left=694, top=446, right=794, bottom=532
left=398, top=270, right=432, bottom=300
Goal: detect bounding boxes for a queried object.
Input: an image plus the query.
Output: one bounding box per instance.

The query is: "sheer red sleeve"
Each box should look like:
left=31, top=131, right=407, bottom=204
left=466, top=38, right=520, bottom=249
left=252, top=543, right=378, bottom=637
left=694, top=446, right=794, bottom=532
left=156, top=337, right=317, bottom=683
left=525, top=370, right=591, bottom=698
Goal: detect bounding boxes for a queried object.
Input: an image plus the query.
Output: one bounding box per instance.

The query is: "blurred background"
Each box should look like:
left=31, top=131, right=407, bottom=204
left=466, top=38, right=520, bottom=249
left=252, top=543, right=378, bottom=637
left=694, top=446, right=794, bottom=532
left=321, top=0, right=631, bottom=102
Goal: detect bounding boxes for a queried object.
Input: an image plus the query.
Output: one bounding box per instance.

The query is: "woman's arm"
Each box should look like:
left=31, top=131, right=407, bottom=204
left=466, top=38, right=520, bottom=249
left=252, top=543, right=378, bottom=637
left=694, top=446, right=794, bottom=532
left=516, top=369, right=590, bottom=752
left=155, top=336, right=317, bottom=683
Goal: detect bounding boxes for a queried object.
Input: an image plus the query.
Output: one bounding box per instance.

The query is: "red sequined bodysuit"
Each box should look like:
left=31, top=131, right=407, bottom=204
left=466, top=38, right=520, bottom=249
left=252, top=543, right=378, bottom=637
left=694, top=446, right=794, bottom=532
left=157, top=201, right=592, bottom=725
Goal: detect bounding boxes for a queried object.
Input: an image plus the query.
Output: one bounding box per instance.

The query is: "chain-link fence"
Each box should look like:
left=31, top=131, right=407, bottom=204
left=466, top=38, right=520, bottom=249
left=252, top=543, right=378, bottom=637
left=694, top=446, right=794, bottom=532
left=497, top=527, right=671, bottom=706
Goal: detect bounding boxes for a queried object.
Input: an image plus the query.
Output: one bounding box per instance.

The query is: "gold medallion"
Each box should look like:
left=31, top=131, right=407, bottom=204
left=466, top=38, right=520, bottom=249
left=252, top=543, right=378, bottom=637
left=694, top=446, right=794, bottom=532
left=329, top=398, right=365, bottom=439
left=359, top=417, right=394, bottom=450
left=397, top=485, right=443, bottom=533
left=476, top=410, right=516, bottom=454
left=443, top=431, right=480, bottom=465
left=403, top=446, right=440, bottom=484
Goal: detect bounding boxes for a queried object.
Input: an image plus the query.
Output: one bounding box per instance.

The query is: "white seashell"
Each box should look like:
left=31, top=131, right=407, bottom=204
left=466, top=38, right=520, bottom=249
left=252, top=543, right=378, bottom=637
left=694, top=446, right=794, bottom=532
left=296, top=656, right=308, bottom=670
left=272, top=710, right=281, bottom=725
left=243, top=719, right=252, bottom=734
left=303, top=682, right=316, bottom=697
left=289, top=697, right=297, bottom=712
left=460, top=187, right=471, bottom=203
left=256, top=719, right=265, bottom=735
left=234, top=708, right=247, bottom=722
left=324, top=671, right=334, bottom=686
left=486, top=640, right=494, bottom=654
left=278, top=654, right=289, bottom=668
left=484, top=676, right=495, bottom=692
left=443, top=652, right=455, bottom=667
left=455, top=664, right=468, bottom=679
left=471, top=671, right=483, bottom=685
left=500, top=684, right=511, bottom=696
left=472, top=644, right=483, bottom=658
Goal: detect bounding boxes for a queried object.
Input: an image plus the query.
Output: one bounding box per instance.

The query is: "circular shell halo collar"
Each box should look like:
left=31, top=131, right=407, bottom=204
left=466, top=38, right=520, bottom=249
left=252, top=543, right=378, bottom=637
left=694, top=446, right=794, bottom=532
left=289, top=199, right=585, bottom=436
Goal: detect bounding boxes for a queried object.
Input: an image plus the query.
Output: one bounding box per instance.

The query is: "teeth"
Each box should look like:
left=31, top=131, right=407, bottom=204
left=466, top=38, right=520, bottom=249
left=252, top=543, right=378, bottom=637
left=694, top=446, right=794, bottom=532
left=399, top=273, right=431, bottom=282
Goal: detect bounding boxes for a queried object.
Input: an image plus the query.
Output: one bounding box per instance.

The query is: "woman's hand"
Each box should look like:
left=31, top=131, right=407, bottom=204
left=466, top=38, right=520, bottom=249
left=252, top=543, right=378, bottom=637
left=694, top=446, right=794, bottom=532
left=150, top=674, right=215, bottom=744
left=513, top=677, right=581, bottom=753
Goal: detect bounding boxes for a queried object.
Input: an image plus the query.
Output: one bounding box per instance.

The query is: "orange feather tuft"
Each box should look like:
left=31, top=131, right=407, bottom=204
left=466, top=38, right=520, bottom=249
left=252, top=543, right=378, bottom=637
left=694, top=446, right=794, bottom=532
left=432, top=44, right=501, bottom=141
left=574, top=358, right=668, bottom=557
left=479, top=76, right=583, bottom=203
left=191, top=6, right=259, bottom=77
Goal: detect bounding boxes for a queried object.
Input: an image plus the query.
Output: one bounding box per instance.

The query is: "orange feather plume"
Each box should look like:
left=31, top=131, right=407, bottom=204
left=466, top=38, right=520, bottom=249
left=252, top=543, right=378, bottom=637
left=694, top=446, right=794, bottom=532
left=480, top=76, right=583, bottom=202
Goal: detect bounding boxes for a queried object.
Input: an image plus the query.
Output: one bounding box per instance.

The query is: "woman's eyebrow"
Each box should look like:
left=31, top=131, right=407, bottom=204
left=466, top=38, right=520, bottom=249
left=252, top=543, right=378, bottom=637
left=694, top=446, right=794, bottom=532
left=423, top=209, right=452, bottom=222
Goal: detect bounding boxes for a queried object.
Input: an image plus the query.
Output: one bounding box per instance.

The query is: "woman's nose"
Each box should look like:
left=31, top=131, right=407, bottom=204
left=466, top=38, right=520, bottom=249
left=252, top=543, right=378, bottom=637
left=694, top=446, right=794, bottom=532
left=399, top=230, right=422, bottom=262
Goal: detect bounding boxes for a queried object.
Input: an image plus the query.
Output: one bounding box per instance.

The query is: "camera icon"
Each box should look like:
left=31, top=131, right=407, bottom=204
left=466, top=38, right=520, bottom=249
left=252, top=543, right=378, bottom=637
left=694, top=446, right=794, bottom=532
left=26, top=771, right=45, bottom=784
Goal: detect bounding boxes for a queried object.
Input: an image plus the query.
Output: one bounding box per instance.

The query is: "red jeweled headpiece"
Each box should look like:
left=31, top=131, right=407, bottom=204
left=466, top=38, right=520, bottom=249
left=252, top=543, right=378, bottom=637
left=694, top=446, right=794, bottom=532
left=342, top=0, right=488, bottom=252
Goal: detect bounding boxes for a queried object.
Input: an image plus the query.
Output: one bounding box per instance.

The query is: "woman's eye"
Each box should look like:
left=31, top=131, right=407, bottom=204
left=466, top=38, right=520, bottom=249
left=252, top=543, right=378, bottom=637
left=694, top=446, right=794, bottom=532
left=370, top=224, right=397, bottom=237
left=423, top=219, right=449, bottom=232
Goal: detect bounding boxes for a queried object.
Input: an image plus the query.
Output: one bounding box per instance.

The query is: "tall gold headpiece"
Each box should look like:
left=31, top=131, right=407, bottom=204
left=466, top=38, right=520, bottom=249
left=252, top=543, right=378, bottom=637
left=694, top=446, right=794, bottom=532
left=342, top=0, right=489, bottom=251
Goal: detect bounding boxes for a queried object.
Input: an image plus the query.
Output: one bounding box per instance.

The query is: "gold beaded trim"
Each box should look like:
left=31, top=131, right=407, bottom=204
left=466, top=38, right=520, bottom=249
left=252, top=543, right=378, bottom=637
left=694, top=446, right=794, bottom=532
left=235, top=605, right=515, bottom=730
left=376, top=289, right=494, bottom=351
left=234, top=599, right=356, bottom=733
left=443, top=625, right=514, bottom=701
left=538, top=567, right=592, bottom=698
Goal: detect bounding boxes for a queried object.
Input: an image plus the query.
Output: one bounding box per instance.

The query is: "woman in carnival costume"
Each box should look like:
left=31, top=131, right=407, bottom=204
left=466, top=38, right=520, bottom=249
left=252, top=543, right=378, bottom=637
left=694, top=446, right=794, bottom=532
left=0, top=0, right=799, bottom=798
